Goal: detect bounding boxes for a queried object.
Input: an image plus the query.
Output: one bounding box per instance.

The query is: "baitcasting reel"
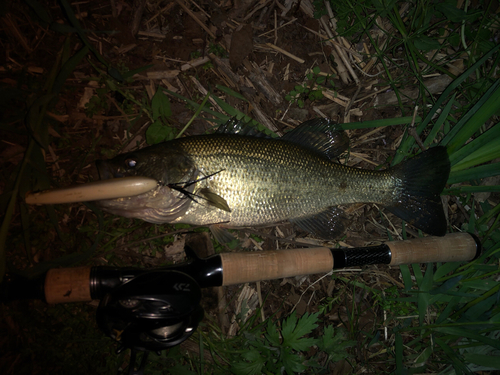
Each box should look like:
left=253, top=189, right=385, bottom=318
left=96, top=270, right=203, bottom=374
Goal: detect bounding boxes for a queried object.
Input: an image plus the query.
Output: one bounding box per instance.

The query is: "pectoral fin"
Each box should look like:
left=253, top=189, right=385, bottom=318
left=199, top=188, right=231, bottom=212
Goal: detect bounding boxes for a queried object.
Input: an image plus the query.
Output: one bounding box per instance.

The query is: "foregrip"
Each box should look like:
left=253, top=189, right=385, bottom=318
left=220, top=247, right=333, bottom=286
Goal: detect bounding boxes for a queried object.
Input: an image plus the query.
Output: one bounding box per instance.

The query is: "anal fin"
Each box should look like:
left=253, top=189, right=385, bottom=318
left=290, top=207, right=349, bottom=240
left=209, top=224, right=238, bottom=245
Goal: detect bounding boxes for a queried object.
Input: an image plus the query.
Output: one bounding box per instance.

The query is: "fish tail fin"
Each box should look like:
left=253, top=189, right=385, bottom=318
left=386, top=146, right=450, bottom=236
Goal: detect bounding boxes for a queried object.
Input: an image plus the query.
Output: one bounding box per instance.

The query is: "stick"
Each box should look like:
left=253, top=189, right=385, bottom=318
left=174, top=0, right=216, bottom=39
left=265, top=43, right=305, bottom=64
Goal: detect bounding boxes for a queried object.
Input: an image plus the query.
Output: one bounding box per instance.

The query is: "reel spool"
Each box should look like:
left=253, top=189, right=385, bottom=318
left=96, top=270, right=203, bottom=353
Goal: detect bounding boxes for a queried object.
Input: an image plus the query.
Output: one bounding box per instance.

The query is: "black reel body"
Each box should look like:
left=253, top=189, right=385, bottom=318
left=97, top=270, right=203, bottom=352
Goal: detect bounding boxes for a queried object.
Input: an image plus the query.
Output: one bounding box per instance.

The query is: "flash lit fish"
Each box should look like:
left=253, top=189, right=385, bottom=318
left=96, top=118, right=450, bottom=240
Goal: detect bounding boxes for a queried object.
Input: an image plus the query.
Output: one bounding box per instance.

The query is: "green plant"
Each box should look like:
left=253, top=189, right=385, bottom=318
left=207, top=311, right=354, bottom=374
left=374, top=285, right=417, bottom=317
left=146, top=89, right=176, bottom=144
left=285, top=66, right=334, bottom=108
left=208, top=42, right=228, bottom=58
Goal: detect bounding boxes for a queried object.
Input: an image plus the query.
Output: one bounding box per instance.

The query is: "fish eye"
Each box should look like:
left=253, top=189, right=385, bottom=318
left=125, top=158, right=137, bottom=169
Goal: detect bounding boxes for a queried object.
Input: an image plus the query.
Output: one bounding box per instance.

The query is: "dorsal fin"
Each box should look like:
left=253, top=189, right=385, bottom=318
left=281, top=118, right=349, bottom=160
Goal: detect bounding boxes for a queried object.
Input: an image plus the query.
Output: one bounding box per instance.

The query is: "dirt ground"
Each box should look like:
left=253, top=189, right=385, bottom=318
left=0, top=0, right=473, bottom=374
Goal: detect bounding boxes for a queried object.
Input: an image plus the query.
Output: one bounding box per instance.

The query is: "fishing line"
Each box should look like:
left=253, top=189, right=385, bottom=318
left=168, top=170, right=225, bottom=205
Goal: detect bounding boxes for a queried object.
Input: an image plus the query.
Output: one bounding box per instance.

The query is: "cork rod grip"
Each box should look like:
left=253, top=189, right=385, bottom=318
left=388, top=232, right=479, bottom=265
left=220, top=247, right=334, bottom=286
left=44, top=267, right=92, bottom=303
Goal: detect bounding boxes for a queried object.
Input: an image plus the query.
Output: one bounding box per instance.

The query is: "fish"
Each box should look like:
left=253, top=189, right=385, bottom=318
left=95, top=118, right=450, bottom=241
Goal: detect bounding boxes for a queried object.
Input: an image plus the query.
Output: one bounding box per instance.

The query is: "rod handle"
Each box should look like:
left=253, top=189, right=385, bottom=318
left=44, top=267, right=92, bottom=303
left=220, top=247, right=333, bottom=286
left=388, top=232, right=480, bottom=265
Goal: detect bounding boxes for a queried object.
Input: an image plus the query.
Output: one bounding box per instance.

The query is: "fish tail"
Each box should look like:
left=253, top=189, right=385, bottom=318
left=386, top=146, right=450, bottom=236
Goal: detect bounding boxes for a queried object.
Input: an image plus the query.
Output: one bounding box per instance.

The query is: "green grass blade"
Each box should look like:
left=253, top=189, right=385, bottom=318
left=395, top=332, right=404, bottom=373
left=423, top=93, right=456, bottom=147
left=393, top=43, right=500, bottom=165
left=0, top=141, right=34, bottom=281
left=446, top=83, right=500, bottom=155
left=59, top=0, right=116, bottom=76
left=122, top=64, right=154, bottom=79
left=448, top=163, right=500, bottom=185
left=52, top=45, right=89, bottom=95
left=449, top=122, right=500, bottom=167
left=412, top=263, right=424, bottom=285
left=216, top=84, right=248, bottom=101
left=400, top=265, right=413, bottom=291
left=417, top=265, right=433, bottom=326
left=434, top=263, right=463, bottom=281
left=464, top=353, right=500, bottom=370
left=435, top=327, right=500, bottom=350
left=161, top=88, right=227, bottom=120
left=176, top=93, right=210, bottom=138
left=435, top=337, right=470, bottom=373
left=440, top=80, right=500, bottom=149
left=451, top=138, right=500, bottom=172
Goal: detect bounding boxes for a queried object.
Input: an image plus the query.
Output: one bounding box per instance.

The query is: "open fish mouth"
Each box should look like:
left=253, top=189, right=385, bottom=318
left=25, top=177, right=159, bottom=205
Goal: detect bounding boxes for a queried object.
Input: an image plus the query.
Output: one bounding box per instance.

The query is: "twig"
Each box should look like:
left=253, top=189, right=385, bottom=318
left=265, top=42, right=305, bottom=64
left=319, top=15, right=359, bottom=85
left=181, top=56, right=211, bottom=71
left=258, top=17, right=297, bottom=38
left=133, top=70, right=180, bottom=80
left=188, top=77, right=224, bottom=115
left=344, top=85, right=362, bottom=123
left=174, top=0, right=216, bottom=39
left=209, top=53, right=240, bottom=87
left=247, top=61, right=283, bottom=106
left=408, top=106, right=426, bottom=151
left=131, top=0, right=146, bottom=36
left=299, top=23, right=363, bottom=60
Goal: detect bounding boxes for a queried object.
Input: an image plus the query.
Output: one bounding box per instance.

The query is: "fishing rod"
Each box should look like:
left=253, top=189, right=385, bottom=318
left=2, top=232, right=480, bottom=303
left=1, top=233, right=480, bottom=357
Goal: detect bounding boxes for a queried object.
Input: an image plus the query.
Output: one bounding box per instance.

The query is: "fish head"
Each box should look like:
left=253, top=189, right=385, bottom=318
left=96, top=146, right=195, bottom=186
left=94, top=145, right=197, bottom=223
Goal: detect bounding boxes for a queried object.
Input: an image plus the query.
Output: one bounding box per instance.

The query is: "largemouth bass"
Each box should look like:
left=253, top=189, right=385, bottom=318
left=96, top=118, right=450, bottom=240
